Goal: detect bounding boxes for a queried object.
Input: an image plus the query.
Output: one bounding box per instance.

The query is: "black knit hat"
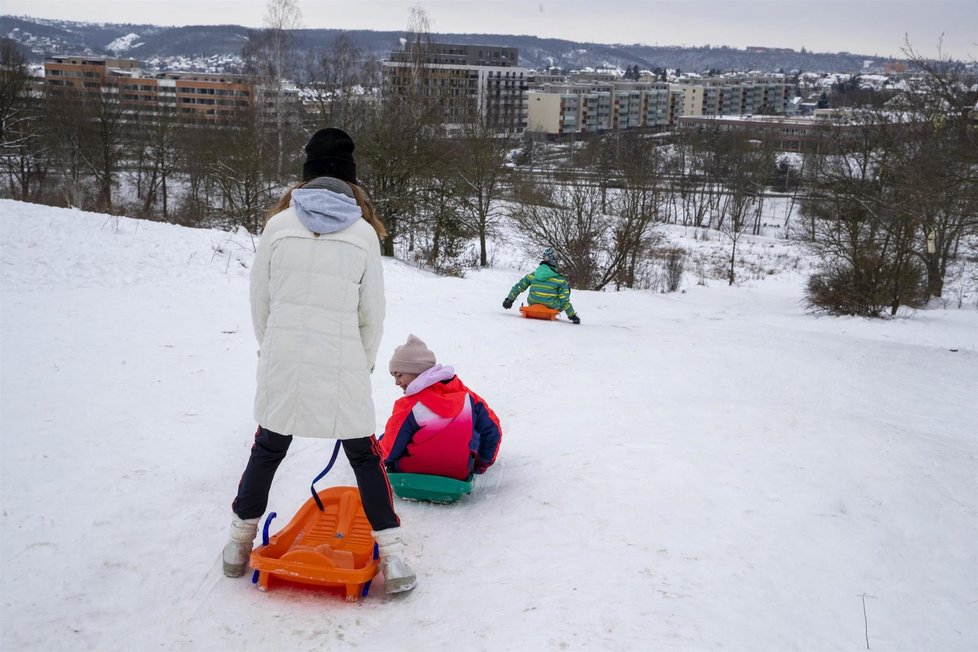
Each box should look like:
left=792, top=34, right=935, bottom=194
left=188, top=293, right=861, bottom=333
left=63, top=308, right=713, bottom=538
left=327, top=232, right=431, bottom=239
left=302, top=128, right=357, bottom=183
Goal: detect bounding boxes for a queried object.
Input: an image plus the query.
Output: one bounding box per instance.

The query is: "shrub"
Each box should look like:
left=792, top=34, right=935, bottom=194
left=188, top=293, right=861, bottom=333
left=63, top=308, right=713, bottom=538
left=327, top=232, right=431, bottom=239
left=660, top=247, right=687, bottom=293
left=805, top=257, right=927, bottom=317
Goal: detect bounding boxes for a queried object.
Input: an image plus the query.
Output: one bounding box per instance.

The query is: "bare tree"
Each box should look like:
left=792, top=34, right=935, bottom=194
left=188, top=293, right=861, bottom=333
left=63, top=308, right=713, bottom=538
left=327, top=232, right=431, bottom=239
left=71, top=85, right=130, bottom=212
left=353, top=96, right=446, bottom=257
left=507, top=132, right=671, bottom=291
left=579, top=132, right=620, bottom=212
left=610, top=134, right=667, bottom=288
left=894, top=39, right=978, bottom=299
left=450, top=115, right=514, bottom=267
left=404, top=5, right=433, bottom=95
left=207, top=111, right=278, bottom=233
left=354, top=5, right=448, bottom=257
left=43, top=89, right=94, bottom=208
left=667, top=129, right=726, bottom=229
left=802, top=111, right=926, bottom=316
left=303, top=33, right=368, bottom=128
left=244, top=0, right=302, bottom=181
left=173, top=118, right=225, bottom=227
left=718, top=135, right=773, bottom=285
left=0, top=40, right=31, bottom=162
left=131, top=104, right=184, bottom=220
left=0, top=39, right=48, bottom=200
left=507, top=171, right=612, bottom=289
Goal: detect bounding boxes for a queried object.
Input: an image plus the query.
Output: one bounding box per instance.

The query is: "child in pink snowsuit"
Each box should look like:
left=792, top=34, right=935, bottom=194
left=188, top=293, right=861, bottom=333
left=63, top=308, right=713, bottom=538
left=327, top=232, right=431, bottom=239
left=381, top=335, right=502, bottom=481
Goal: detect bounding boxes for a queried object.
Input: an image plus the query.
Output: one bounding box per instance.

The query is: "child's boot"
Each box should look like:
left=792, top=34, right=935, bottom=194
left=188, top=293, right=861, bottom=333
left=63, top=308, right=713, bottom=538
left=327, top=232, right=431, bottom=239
left=373, top=527, right=417, bottom=594
left=223, top=514, right=260, bottom=577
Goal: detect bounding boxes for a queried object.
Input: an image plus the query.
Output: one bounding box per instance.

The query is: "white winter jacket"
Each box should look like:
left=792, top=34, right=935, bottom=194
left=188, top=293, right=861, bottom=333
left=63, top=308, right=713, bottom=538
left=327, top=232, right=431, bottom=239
left=250, top=185, right=385, bottom=438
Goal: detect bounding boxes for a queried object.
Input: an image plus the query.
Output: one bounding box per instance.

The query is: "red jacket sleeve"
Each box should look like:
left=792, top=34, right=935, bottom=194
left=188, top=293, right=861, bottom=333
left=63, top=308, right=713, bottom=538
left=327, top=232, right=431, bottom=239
left=381, top=396, right=417, bottom=460
left=458, top=381, right=502, bottom=471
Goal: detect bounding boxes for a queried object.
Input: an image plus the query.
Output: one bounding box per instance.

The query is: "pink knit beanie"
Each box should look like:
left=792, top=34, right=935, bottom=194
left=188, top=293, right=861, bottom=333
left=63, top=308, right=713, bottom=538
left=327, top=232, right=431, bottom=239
left=389, top=334, right=436, bottom=375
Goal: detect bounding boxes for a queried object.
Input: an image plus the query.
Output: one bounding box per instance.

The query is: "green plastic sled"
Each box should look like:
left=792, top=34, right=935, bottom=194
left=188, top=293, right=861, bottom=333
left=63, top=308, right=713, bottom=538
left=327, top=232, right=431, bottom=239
left=387, top=472, right=474, bottom=504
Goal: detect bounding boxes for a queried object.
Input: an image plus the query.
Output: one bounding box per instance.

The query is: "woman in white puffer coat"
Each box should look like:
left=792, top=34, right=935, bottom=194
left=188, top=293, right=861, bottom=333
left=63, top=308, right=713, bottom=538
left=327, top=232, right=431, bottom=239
left=222, top=128, right=415, bottom=594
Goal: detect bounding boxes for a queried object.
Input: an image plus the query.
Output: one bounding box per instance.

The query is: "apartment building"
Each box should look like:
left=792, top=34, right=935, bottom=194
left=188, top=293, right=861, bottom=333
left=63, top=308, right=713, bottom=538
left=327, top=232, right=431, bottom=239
left=44, top=55, right=140, bottom=88
left=526, top=81, right=684, bottom=135
left=43, top=56, right=255, bottom=121
left=670, top=75, right=795, bottom=117
left=382, top=43, right=529, bottom=134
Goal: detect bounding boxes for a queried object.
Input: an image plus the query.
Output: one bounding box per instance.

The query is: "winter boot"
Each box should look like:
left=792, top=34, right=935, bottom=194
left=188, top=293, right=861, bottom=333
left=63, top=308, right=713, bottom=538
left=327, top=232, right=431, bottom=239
left=373, top=527, right=417, bottom=594
left=223, top=514, right=260, bottom=578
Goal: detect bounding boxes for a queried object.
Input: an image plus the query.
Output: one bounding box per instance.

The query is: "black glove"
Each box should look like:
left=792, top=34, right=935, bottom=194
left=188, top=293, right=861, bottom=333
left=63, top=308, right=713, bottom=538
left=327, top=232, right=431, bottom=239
left=502, top=297, right=514, bottom=309
left=569, top=314, right=581, bottom=324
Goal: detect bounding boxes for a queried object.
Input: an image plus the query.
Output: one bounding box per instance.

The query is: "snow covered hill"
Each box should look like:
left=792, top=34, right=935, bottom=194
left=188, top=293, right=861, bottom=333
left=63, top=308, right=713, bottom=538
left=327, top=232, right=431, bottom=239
left=105, top=32, right=144, bottom=53
left=1, top=14, right=895, bottom=73
left=1, top=199, right=975, bottom=651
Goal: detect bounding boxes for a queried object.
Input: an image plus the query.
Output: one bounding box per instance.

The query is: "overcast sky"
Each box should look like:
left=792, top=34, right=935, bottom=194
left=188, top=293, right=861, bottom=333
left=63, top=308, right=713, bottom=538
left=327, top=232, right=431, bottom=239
left=4, top=0, right=975, bottom=60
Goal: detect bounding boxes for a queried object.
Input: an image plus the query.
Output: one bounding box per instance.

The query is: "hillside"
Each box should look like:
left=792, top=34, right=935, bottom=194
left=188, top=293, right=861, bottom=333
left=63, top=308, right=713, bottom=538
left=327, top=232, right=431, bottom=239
left=1, top=198, right=976, bottom=651
left=2, top=14, right=894, bottom=73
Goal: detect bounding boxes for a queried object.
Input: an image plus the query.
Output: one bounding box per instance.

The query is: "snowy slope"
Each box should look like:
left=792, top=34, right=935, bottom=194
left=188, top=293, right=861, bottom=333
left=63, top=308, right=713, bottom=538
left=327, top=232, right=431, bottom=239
left=1, top=199, right=976, bottom=652
left=105, top=32, right=143, bottom=53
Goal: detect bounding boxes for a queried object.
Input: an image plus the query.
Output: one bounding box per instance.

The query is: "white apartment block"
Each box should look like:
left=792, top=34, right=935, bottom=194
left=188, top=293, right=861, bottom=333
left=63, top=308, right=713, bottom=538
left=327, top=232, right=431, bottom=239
left=670, top=76, right=795, bottom=117
left=526, top=81, right=684, bottom=135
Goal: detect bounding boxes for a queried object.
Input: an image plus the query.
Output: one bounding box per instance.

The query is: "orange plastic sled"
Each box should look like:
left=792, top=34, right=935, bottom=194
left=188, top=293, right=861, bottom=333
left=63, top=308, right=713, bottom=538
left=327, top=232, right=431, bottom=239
left=249, top=486, right=379, bottom=602
left=519, top=304, right=559, bottom=320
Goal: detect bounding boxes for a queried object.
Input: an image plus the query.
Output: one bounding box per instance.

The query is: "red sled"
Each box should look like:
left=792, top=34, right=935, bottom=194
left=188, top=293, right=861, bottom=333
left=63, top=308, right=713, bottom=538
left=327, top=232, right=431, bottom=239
left=519, top=304, right=559, bottom=320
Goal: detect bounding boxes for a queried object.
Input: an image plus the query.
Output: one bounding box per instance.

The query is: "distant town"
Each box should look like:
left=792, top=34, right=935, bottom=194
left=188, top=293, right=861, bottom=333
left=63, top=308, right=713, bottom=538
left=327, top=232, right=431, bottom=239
left=18, top=35, right=957, bottom=151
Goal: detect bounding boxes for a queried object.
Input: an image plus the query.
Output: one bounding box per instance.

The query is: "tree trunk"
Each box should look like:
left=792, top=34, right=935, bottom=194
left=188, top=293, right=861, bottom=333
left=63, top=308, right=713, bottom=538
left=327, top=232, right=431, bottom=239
left=728, top=236, right=737, bottom=286
left=162, top=175, right=169, bottom=220
left=143, top=167, right=158, bottom=214
left=925, top=254, right=944, bottom=298
left=97, top=180, right=112, bottom=213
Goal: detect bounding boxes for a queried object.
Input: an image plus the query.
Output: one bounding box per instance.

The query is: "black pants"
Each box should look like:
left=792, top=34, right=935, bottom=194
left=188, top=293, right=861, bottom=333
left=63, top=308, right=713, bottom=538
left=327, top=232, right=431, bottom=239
left=232, top=426, right=400, bottom=531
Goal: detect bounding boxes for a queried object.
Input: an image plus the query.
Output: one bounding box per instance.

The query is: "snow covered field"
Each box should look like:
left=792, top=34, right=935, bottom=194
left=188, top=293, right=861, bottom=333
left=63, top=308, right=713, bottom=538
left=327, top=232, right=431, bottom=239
left=1, top=199, right=976, bottom=651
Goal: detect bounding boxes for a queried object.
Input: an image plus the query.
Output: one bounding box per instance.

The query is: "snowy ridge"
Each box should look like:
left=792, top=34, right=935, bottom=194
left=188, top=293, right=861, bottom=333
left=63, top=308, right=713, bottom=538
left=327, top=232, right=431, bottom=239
left=105, top=32, right=142, bottom=52
left=2, top=15, right=905, bottom=73
left=0, top=199, right=976, bottom=651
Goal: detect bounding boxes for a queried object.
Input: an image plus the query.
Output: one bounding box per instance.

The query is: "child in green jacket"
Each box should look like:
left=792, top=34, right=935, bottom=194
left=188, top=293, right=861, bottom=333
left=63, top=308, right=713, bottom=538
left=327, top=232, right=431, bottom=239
left=502, top=247, right=580, bottom=324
